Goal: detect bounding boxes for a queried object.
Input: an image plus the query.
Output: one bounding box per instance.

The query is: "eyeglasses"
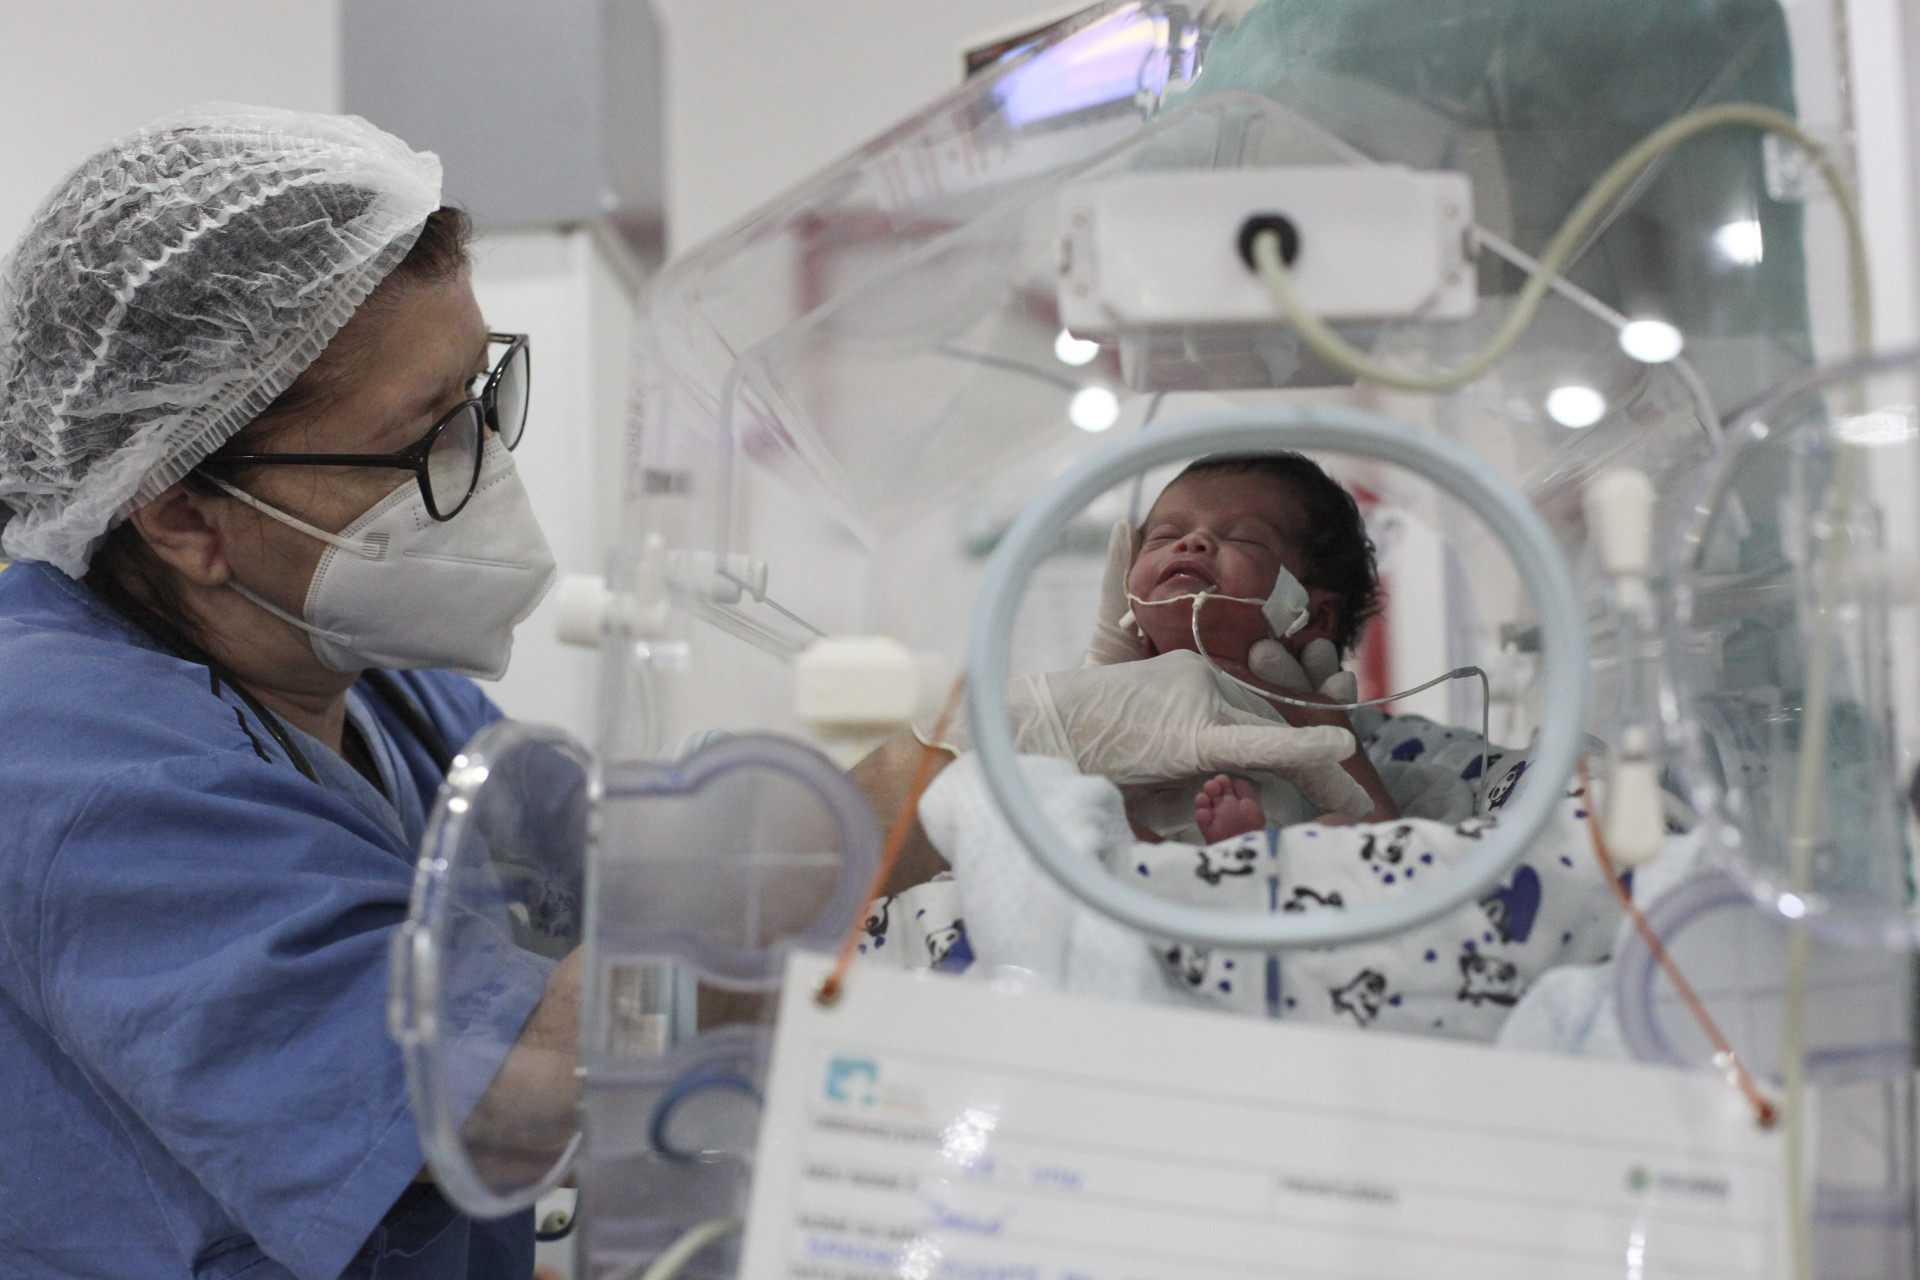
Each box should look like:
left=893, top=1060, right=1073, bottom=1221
left=202, top=333, right=531, bottom=521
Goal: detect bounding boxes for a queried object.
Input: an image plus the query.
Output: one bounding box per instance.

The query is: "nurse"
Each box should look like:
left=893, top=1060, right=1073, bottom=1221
left=0, top=107, right=573, bottom=1277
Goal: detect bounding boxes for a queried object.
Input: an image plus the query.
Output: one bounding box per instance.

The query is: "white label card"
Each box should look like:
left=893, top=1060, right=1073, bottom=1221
left=741, top=953, right=1786, bottom=1280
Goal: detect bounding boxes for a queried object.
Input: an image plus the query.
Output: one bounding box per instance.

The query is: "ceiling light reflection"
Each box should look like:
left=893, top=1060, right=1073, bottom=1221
left=1714, top=219, right=1764, bottom=266
left=1618, top=319, right=1683, bottom=364
left=1546, top=385, right=1606, bottom=428
left=1055, top=329, right=1100, bottom=365
left=1070, top=386, right=1120, bottom=431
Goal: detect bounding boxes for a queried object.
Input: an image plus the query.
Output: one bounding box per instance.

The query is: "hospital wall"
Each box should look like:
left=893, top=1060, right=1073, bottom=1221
left=654, top=0, right=1068, bottom=251
left=0, top=3, right=343, bottom=250
left=0, top=1, right=619, bottom=738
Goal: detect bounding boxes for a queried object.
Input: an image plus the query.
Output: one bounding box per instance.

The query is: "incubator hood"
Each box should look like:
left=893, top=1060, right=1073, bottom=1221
left=393, top=1, right=1920, bottom=1276
left=604, top=0, right=1856, bottom=759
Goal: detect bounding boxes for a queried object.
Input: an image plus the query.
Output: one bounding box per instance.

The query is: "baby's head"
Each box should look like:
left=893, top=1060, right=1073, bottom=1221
left=1125, top=452, right=1380, bottom=664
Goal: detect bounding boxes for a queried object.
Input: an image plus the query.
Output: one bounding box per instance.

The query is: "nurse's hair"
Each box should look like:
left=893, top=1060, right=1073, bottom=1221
left=218, top=207, right=474, bottom=443
left=1157, top=451, right=1382, bottom=653
left=83, top=207, right=473, bottom=666
left=0, top=106, right=444, bottom=575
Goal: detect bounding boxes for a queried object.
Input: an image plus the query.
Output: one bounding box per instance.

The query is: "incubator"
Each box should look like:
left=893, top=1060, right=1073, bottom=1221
left=389, top=1, right=1920, bottom=1275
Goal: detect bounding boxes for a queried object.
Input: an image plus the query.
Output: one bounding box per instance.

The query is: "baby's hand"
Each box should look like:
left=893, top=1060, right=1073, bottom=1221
left=1194, top=774, right=1266, bottom=842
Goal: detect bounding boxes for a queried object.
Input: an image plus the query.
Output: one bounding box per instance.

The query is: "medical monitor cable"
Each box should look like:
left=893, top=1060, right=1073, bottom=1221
left=1577, top=758, right=1778, bottom=1131
left=1131, top=590, right=1495, bottom=813
left=1775, top=441, right=1862, bottom=1280
left=1249, top=101, right=1871, bottom=394
left=1245, top=93, right=1733, bottom=438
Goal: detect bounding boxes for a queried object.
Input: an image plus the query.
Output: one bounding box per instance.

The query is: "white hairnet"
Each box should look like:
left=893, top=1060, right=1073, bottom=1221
left=0, top=103, right=442, bottom=576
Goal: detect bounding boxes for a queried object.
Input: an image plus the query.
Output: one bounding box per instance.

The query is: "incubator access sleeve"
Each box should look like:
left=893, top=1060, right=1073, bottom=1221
left=392, top=720, right=591, bottom=1218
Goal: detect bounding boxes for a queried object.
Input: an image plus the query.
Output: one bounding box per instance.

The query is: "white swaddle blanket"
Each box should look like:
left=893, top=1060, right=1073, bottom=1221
left=863, top=725, right=1624, bottom=1043
left=857, top=755, right=1172, bottom=1005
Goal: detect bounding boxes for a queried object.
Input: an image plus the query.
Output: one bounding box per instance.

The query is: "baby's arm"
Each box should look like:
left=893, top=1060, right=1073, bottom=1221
left=1262, top=692, right=1399, bottom=824
left=1194, top=774, right=1266, bottom=842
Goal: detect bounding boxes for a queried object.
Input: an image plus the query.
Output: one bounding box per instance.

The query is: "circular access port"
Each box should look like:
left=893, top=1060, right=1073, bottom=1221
left=1238, top=214, right=1300, bottom=270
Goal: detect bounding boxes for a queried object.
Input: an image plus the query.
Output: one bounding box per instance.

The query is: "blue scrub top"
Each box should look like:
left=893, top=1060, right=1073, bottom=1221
left=0, top=561, right=537, bottom=1279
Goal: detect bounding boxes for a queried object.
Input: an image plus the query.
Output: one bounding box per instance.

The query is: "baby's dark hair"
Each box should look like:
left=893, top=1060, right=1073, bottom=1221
left=1164, top=451, right=1381, bottom=652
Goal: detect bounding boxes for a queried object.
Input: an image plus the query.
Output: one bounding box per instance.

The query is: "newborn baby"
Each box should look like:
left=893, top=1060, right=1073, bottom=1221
left=1101, top=452, right=1399, bottom=842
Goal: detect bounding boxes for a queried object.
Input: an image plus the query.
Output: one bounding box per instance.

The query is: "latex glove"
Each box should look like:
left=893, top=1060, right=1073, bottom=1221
left=1249, top=635, right=1382, bottom=739
left=1249, top=636, right=1337, bottom=692
left=1083, top=520, right=1148, bottom=666
left=933, top=651, right=1369, bottom=815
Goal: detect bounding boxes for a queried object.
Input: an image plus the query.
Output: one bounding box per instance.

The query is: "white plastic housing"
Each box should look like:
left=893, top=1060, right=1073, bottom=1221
left=1058, top=165, right=1476, bottom=333
left=794, top=636, right=948, bottom=732
left=1603, top=758, right=1666, bottom=868
left=1583, top=468, right=1657, bottom=579
left=555, top=573, right=613, bottom=647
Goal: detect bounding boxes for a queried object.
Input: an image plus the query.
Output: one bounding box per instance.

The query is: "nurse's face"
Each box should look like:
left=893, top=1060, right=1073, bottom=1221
left=215, top=274, right=491, bottom=618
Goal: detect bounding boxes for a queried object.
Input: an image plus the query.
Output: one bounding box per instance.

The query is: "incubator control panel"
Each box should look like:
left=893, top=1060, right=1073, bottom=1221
left=1057, top=166, right=1477, bottom=333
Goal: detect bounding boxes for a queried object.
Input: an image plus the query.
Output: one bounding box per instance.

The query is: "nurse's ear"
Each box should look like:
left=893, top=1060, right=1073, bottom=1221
left=126, top=482, right=236, bottom=587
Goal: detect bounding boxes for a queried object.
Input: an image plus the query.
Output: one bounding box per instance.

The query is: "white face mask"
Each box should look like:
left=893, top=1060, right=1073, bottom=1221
left=213, top=438, right=557, bottom=679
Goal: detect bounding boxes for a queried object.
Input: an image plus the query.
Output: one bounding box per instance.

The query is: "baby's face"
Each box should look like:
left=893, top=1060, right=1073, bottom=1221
left=1126, top=471, right=1310, bottom=660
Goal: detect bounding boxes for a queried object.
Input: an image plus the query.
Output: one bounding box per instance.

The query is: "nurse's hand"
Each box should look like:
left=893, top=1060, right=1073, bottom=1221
left=1083, top=520, right=1149, bottom=666
left=1011, top=651, right=1370, bottom=815
left=460, top=949, right=580, bottom=1184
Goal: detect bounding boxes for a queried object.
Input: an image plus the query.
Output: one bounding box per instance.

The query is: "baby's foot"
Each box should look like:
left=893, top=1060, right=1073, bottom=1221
left=1195, top=774, right=1265, bottom=842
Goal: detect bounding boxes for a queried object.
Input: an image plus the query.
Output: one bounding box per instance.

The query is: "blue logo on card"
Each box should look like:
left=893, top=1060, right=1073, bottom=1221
left=824, top=1057, right=878, bottom=1105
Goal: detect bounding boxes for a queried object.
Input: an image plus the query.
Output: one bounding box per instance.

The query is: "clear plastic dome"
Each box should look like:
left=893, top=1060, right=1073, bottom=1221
left=1613, top=869, right=1916, bottom=1271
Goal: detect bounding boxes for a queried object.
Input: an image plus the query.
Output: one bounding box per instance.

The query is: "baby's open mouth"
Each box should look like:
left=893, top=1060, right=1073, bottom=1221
left=1155, top=559, right=1217, bottom=593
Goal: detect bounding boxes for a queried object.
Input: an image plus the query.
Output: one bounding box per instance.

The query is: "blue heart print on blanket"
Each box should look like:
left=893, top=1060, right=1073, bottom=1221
left=1369, top=713, right=1508, bottom=782
left=1482, top=865, right=1542, bottom=944
left=1274, top=755, right=1620, bottom=1040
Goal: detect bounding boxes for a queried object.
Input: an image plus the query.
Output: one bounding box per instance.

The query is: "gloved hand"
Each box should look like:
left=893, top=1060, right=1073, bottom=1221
left=1083, top=520, right=1148, bottom=666
left=931, top=651, right=1371, bottom=816
left=1249, top=635, right=1383, bottom=739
